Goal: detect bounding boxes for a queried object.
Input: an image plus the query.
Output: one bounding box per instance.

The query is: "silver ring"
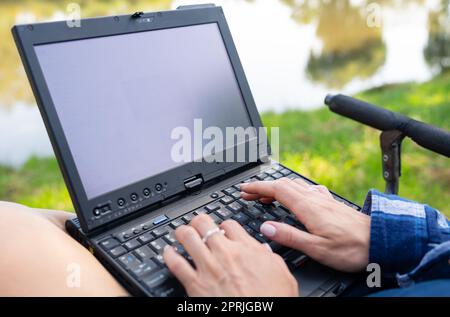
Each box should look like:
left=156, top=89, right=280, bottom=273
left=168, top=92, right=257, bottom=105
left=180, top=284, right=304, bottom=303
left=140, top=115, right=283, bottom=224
left=202, top=227, right=226, bottom=244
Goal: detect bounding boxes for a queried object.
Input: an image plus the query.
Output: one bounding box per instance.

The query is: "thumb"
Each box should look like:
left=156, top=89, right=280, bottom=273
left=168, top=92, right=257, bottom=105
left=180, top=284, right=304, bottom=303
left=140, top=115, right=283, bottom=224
left=260, top=221, right=326, bottom=260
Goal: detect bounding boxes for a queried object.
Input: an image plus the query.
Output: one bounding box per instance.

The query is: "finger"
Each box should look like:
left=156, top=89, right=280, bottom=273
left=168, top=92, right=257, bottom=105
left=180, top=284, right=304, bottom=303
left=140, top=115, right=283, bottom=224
left=260, top=221, right=327, bottom=261
left=292, top=179, right=332, bottom=199
left=190, top=214, right=229, bottom=250
left=240, top=192, right=272, bottom=201
left=240, top=179, right=320, bottom=225
left=259, top=197, right=275, bottom=204
left=175, top=225, right=219, bottom=271
left=163, top=246, right=197, bottom=287
left=314, top=185, right=333, bottom=198
left=262, top=243, right=274, bottom=253
left=220, top=219, right=261, bottom=247
left=292, top=178, right=310, bottom=188
left=240, top=179, right=299, bottom=202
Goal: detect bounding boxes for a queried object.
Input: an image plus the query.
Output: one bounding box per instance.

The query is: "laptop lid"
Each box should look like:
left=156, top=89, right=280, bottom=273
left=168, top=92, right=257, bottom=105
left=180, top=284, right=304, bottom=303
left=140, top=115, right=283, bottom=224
left=12, top=5, right=269, bottom=233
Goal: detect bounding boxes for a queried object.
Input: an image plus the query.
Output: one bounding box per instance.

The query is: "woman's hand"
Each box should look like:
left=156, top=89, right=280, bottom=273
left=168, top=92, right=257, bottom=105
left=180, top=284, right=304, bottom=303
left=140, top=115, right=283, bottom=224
left=240, top=178, right=371, bottom=273
left=163, top=214, right=298, bottom=297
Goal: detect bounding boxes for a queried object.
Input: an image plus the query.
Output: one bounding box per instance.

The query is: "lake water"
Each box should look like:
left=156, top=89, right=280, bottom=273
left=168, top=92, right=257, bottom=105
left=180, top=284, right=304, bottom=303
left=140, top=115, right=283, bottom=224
left=0, top=0, right=449, bottom=166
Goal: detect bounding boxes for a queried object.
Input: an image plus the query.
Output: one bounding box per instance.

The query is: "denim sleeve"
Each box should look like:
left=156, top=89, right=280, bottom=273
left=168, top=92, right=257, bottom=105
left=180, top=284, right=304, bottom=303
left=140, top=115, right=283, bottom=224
left=362, top=190, right=450, bottom=277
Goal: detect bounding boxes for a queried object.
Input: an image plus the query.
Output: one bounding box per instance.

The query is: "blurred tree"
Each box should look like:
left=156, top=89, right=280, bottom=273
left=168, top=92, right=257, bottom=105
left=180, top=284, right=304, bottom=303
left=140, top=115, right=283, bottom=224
left=425, top=0, right=450, bottom=71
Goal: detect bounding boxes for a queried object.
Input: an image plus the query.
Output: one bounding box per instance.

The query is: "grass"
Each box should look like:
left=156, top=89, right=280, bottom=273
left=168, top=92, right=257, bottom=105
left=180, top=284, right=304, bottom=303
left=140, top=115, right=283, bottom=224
left=263, top=70, right=450, bottom=215
left=0, top=71, right=449, bottom=215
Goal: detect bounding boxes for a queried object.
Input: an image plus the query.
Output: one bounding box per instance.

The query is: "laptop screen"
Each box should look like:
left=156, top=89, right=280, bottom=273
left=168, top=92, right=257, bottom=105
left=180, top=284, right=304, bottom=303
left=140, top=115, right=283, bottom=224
left=34, top=23, right=252, bottom=199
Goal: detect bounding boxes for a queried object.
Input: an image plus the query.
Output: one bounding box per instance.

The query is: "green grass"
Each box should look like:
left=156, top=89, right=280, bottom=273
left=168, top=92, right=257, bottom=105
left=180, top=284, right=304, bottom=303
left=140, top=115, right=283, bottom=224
left=262, top=71, right=450, bottom=215
left=0, top=71, right=449, bottom=215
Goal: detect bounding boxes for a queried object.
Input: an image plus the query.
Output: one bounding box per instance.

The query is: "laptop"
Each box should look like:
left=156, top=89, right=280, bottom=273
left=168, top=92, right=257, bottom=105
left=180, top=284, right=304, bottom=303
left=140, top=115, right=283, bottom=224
left=13, top=4, right=358, bottom=297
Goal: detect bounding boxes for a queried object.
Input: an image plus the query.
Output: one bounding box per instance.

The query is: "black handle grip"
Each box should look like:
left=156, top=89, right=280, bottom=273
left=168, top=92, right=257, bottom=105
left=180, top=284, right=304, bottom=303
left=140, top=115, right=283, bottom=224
left=325, top=94, right=450, bottom=157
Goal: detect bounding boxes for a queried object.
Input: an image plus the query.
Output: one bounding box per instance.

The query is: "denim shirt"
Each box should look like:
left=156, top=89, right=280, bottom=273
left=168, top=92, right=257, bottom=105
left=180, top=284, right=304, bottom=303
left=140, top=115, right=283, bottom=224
left=362, top=190, right=450, bottom=287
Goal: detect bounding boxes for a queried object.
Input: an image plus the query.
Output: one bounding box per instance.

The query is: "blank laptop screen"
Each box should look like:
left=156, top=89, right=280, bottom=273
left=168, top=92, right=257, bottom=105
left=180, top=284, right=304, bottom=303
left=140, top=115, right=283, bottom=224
left=34, top=23, right=252, bottom=199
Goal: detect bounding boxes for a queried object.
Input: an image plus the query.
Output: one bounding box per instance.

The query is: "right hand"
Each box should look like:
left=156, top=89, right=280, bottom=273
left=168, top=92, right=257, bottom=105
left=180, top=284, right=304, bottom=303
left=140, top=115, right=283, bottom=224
left=240, top=178, right=371, bottom=272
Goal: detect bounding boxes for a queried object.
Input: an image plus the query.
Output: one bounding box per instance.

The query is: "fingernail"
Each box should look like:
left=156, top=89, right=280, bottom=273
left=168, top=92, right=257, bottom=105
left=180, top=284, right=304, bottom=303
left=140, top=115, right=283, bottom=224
left=163, top=245, right=171, bottom=253
left=260, top=222, right=277, bottom=237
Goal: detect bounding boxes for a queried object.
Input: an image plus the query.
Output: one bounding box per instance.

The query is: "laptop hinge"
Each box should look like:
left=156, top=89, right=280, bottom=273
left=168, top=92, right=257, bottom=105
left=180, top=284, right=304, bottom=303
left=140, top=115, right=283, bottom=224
left=184, top=174, right=204, bottom=190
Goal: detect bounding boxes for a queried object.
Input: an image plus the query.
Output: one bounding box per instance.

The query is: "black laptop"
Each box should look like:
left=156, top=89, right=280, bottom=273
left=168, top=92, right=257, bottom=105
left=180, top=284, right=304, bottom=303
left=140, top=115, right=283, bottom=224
left=13, top=4, right=358, bottom=297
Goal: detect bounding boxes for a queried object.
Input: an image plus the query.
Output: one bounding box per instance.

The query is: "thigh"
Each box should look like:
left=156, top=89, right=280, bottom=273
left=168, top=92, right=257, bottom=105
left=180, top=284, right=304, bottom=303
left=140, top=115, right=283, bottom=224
left=0, top=201, right=129, bottom=296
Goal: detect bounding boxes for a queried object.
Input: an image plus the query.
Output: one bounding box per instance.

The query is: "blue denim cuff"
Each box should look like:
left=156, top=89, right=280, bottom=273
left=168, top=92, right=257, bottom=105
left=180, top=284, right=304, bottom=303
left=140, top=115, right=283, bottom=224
left=362, top=190, right=429, bottom=276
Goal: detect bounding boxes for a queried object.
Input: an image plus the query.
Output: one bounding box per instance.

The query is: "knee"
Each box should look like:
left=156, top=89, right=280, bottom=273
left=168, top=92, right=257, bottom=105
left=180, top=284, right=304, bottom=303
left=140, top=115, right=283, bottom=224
left=0, top=201, right=43, bottom=233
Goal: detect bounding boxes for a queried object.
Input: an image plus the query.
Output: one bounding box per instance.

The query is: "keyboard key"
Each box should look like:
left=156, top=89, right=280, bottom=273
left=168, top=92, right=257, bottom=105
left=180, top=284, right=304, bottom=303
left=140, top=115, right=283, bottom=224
left=219, top=196, right=234, bottom=205
left=237, top=198, right=250, bottom=207
left=265, top=168, right=276, bottom=175
left=223, top=187, right=236, bottom=195
left=118, top=253, right=140, bottom=269
left=269, top=206, right=290, bottom=219
left=284, top=216, right=306, bottom=230
left=154, top=254, right=165, bottom=266
left=137, top=232, right=154, bottom=244
left=214, top=207, right=233, bottom=220
left=233, top=183, right=241, bottom=190
left=243, top=225, right=256, bottom=236
left=280, top=168, right=291, bottom=176
left=260, top=212, right=276, bottom=222
left=172, top=243, right=187, bottom=256
left=263, top=176, right=275, bottom=181
left=152, top=214, right=168, bottom=226
left=182, top=212, right=195, bottom=223
left=272, top=164, right=282, bottom=171
left=230, top=191, right=241, bottom=200
left=153, top=282, right=184, bottom=297
left=288, top=174, right=300, bottom=180
left=124, top=238, right=141, bottom=251
left=163, top=231, right=177, bottom=245
left=255, top=173, right=267, bottom=180
left=205, top=203, right=220, bottom=212
left=142, top=220, right=153, bottom=231
left=152, top=226, right=169, bottom=237
left=142, top=269, right=170, bottom=289
left=254, top=202, right=275, bottom=212
left=149, top=238, right=168, bottom=253
left=109, top=246, right=127, bottom=258
left=226, top=202, right=242, bottom=213
left=170, top=218, right=185, bottom=229
left=272, top=172, right=284, bottom=179
left=244, top=206, right=263, bottom=219
left=232, top=212, right=249, bottom=225
left=248, top=220, right=263, bottom=233
left=99, top=237, right=120, bottom=250
left=209, top=213, right=222, bottom=224
left=131, top=259, right=158, bottom=278
left=267, top=241, right=285, bottom=253
left=284, top=250, right=308, bottom=269
left=254, top=233, right=267, bottom=243
left=134, top=245, right=156, bottom=261
left=193, top=208, right=207, bottom=216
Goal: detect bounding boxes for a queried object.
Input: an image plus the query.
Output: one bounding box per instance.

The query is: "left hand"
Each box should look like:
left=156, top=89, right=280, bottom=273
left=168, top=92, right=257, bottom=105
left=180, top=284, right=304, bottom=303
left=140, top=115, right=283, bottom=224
left=163, top=214, right=299, bottom=297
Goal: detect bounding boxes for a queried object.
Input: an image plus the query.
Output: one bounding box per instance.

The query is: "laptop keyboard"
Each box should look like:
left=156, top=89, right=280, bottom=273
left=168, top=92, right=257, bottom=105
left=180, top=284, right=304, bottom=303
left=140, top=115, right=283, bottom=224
left=98, top=164, right=357, bottom=297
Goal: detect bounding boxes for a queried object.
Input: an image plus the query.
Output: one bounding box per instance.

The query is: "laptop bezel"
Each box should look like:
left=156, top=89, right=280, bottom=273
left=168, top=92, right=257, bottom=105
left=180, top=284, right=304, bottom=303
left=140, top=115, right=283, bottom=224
left=12, top=6, right=269, bottom=233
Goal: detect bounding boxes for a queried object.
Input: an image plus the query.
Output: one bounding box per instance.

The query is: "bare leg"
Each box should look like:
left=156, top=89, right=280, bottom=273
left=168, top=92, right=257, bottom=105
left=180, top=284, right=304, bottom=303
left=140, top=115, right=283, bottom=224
left=0, top=201, right=129, bottom=296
